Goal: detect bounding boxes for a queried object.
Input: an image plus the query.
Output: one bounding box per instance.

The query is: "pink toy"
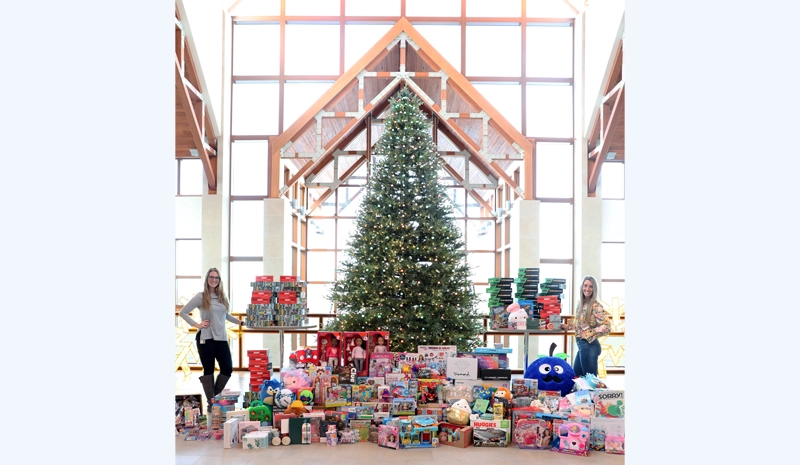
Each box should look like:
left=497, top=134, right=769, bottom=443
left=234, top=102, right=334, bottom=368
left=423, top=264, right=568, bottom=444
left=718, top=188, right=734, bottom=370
left=605, top=435, right=624, bottom=454
left=280, top=369, right=312, bottom=395
left=555, top=421, right=590, bottom=456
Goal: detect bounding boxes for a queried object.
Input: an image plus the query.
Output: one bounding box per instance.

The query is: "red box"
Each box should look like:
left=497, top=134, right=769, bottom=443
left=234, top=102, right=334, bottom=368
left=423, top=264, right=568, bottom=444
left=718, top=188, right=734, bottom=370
left=278, top=298, right=298, bottom=305
left=252, top=291, right=272, bottom=298
left=317, top=332, right=343, bottom=368
left=251, top=298, right=271, bottom=304
left=279, top=275, right=298, bottom=282
left=248, top=350, right=268, bottom=356
left=343, top=331, right=369, bottom=377
left=278, top=291, right=296, bottom=298
left=255, top=276, right=274, bottom=282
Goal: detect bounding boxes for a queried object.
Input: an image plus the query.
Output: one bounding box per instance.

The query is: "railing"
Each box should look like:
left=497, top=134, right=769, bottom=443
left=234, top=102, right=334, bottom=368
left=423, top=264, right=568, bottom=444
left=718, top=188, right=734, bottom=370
left=175, top=308, right=625, bottom=375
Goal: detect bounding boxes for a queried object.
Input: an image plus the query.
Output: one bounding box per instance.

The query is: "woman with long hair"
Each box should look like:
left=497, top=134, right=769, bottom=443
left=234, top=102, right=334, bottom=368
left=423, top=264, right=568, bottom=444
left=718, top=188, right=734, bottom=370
left=179, top=267, right=244, bottom=411
left=566, top=275, right=611, bottom=377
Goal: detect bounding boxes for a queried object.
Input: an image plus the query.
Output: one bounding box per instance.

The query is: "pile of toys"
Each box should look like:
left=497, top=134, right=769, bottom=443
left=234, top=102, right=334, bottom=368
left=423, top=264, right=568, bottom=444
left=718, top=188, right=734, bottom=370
left=178, top=328, right=625, bottom=456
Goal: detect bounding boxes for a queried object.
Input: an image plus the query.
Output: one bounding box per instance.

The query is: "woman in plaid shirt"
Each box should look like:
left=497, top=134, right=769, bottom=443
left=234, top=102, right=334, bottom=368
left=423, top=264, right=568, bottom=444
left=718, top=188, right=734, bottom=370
left=565, top=275, right=611, bottom=377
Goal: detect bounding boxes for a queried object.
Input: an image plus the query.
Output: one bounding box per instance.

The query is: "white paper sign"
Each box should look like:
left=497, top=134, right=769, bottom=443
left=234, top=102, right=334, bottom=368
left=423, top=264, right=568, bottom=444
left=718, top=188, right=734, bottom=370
left=446, top=356, right=478, bottom=380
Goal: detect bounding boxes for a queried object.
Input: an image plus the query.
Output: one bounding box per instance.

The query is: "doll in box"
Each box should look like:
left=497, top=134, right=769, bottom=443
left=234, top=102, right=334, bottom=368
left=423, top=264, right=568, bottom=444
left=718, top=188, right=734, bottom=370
left=326, top=337, right=341, bottom=369
left=373, top=335, right=388, bottom=353
left=351, top=336, right=367, bottom=374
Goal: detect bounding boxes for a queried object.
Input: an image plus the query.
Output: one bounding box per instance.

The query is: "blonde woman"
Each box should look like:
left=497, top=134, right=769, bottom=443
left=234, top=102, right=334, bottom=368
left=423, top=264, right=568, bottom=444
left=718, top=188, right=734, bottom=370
left=566, top=276, right=611, bottom=377
left=179, top=267, right=244, bottom=410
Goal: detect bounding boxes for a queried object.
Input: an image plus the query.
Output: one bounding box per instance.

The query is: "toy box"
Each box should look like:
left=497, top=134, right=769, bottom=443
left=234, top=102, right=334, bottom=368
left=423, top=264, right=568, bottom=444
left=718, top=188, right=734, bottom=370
left=593, top=390, right=625, bottom=418
left=325, top=385, right=351, bottom=407
left=470, top=418, right=511, bottom=447
left=302, top=411, right=325, bottom=442
left=242, top=431, right=270, bottom=449
left=512, top=378, right=538, bottom=398
left=510, top=407, right=543, bottom=444
left=367, top=330, right=390, bottom=355
left=417, top=345, right=457, bottom=378
left=317, top=331, right=343, bottom=370
left=438, top=422, right=473, bottom=448
left=349, top=419, right=371, bottom=442
left=446, top=356, right=478, bottom=380
left=513, top=418, right=550, bottom=449
left=393, top=352, right=422, bottom=375
left=418, top=378, right=446, bottom=404
left=605, top=435, right=625, bottom=454
left=553, top=421, right=590, bottom=456
left=391, top=397, right=417, bottom=416
left=378, top=424, right=400, bottom=449
left=222, top=417, right=240, bottom=449
left=368, top=353, right=395, bottom=377
left=343, top=331, right=369, bottom=377
left=350, top=385, right=373, bottom=403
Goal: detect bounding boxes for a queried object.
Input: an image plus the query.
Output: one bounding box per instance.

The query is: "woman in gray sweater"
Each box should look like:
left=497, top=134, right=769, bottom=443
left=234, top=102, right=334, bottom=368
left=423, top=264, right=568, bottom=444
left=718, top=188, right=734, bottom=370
left=179, top=267, right=244, bottom=411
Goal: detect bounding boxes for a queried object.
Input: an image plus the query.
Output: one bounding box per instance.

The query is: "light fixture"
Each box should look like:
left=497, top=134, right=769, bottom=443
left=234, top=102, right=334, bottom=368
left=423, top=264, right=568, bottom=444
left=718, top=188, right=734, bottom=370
left=606, top=151, right=617, bottom=160
left=188, top=148, right=199, bottom=157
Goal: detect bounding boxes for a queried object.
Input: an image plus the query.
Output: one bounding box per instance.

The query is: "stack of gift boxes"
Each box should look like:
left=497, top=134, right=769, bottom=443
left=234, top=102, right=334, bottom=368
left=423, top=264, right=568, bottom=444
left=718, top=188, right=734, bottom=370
left=246, top=275, right=309, bottom=327
left=248, top=349, right=271, bottom=393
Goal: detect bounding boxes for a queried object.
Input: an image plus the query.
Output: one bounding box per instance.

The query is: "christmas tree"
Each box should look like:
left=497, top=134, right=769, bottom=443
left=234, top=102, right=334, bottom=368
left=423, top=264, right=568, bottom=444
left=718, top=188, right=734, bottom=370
left=326, top=86, right=483, bottom=353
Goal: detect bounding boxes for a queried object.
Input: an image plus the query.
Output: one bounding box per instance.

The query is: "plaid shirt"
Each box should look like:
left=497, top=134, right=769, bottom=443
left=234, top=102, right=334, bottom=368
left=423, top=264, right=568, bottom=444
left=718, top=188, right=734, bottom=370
left=573, top=302, right=611, bottom=343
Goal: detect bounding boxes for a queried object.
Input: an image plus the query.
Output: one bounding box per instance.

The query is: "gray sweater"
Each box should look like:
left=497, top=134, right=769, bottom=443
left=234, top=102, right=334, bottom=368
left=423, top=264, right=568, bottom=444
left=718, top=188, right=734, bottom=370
left=179, top=292, right=242, bottom=341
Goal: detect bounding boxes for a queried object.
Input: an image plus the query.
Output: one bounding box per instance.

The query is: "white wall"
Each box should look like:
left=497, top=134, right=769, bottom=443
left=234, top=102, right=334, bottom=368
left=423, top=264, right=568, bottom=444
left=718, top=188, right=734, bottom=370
left=582, top=0, right=625, bottom=137
left=176, top=0, right=225, bottom=136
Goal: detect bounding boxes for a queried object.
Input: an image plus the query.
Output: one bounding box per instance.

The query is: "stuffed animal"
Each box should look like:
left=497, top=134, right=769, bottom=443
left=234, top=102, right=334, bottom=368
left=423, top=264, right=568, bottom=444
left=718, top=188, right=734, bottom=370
left=284, top=400, right=308, bottom=416
left=507, top=305, right=528, bottom=329
left=446, top=399, right=472, bottom=426
left=280, top=369, right=312, bottom=395
left=298, top=389, right=314, bottom=405
left=523, top=342, right=576, bottom=396
left=259, top=379, right=282, bottom=406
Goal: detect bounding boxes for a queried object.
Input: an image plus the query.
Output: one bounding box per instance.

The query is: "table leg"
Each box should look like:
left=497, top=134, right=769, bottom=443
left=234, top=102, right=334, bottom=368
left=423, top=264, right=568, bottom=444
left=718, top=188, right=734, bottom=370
left=523, top=331, right=529, bottom=370
left=279, top=328, right=284, bottom=371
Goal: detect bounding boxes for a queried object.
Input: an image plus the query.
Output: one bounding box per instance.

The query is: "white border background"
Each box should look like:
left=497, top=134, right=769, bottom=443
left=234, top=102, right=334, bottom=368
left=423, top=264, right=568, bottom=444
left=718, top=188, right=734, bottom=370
left=3, top=0, right=799, bottom=463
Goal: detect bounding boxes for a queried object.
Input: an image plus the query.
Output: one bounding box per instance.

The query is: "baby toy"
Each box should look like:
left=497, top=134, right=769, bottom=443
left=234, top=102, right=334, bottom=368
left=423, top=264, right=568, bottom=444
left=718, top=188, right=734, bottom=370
left=523, top=342, right=576, bottom=396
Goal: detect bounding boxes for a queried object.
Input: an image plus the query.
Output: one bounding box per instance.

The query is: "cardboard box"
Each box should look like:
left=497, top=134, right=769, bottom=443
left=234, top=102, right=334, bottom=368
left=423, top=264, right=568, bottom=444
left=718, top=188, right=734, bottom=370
left=470, top=419, right=511, bottom=447
left=223, top=417, right=241, bottom=448
left=453, top=379, right=511, bottom=389
left=242, top=431, right=270, bottom=449
left=439, top=423, right=473, bottom=448
left=446, top=357, right=478, bottom=380
left=479, top=368, right=512, bottom=380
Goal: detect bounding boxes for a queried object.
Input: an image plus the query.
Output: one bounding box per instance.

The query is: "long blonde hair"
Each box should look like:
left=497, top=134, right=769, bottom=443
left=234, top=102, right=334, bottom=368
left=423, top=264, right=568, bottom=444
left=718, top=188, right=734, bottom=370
left=576, top=275, right=601, bottom=326
left=202, top=267, right=230, bottom=310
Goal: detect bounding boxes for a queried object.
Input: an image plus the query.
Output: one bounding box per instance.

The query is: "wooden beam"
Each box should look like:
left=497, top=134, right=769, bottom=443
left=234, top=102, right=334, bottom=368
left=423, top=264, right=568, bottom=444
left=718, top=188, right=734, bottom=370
left=269, top=135, right=281, bottom=198
left=440, top=162, right=494, bottom=214
left=281, top=159, right=314, bottom=195
left=175, top=57, right=216, bottom=193
left=525, top=138, right=535, bottom=200
left=490, top=160, right=521, bottom=194
left=588, top=85, right=624, bottom=195
left=308, top=188, right=336, bottom=214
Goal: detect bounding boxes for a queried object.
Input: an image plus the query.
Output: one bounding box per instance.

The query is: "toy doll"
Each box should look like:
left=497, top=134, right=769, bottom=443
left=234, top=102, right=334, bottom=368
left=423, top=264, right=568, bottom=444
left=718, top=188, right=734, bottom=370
left=326, top=337, right=340, bottom=369
left=373, top=335, right=387, bottom=353
left=352, top=336, right=366, bottom=373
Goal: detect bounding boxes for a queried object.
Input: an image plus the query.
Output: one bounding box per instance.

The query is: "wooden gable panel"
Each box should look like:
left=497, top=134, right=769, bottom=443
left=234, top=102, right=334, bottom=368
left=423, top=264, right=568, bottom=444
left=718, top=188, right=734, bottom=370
left=321, top=117, right=352, bottom=147
left=436, top=129, right=460, bottom=152
left=328, top=84, right=359, bottom=113
left=364, top=77, right=396, bottom=105
left=409, top=76, right=442, bottom=107
left=469, top=160, right=492, bottom=186
left=486, top=124, right=518, bottom=157
left=446, top=86, right=479, bottom=114
left=366, top=43, right=400, bottom=73
left=453, top=118, right=483, bottom=148
left=440, top=156, right=465, bottom=178
left=285, top=125, right=318, bottom=155
left=405, top=46, right=437, bottom=73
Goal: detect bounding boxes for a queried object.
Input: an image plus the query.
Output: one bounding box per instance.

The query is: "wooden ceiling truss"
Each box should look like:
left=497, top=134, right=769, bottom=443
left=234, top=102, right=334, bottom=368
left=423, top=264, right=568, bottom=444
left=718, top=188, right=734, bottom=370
left=587, top=40, right=625, bottom=196
left=271, top=19, right=533, bottom=216
left=175, top=9, right=218, bottom=193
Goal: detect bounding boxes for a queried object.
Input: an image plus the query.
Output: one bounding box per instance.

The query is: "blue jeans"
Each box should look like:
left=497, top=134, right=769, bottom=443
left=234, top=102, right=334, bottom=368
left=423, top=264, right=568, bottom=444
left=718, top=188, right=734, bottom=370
left=573, top=338, right=601, bottom=377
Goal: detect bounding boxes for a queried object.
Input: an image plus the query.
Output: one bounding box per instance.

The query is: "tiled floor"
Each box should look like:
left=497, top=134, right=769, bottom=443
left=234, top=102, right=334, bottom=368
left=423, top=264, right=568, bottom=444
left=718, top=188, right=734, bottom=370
left=175, top=371, right=626, bottom=465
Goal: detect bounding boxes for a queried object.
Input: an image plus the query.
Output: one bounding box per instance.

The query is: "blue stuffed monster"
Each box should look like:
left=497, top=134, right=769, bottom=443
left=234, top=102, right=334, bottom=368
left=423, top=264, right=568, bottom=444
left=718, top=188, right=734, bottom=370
left=523, top=342, right=576, bottom=396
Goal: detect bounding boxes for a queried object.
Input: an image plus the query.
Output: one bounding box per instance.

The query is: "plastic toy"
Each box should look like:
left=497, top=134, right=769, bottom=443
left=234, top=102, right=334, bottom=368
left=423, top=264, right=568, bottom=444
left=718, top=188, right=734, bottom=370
left=523, top=342, right=576, bottom=396
left=247, top=400, right=272, bottom=423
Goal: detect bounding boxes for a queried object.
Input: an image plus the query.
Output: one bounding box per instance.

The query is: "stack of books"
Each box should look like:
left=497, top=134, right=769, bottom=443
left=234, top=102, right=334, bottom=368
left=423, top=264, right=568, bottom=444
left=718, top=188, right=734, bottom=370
left=513, top=268, right=539, bottom=302
left=486, top=277, right=514, bottom=309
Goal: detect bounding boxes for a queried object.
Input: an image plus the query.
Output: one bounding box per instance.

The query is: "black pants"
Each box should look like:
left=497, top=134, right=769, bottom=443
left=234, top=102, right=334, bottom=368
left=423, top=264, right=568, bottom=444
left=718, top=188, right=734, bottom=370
left=197, top=338, right=233, bottom=377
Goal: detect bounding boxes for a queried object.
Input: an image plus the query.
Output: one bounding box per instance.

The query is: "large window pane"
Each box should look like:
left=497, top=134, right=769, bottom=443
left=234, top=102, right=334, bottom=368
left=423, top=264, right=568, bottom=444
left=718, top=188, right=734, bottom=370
left=308, top=283, right=334, bottom=314
left=284, top=81, right=334, bottom=130
left=526, top=25, right=572, bottom=78
left=468, top=252, right=496, bottom=283
left=526, top=83, right=572, bottom=138
left=601, top=243, right=625, bottom=280
left=407, top=0, right=460, bottom=16
left=307, top=219, right=336, bottom=249
left=345, top=24, right=393, bottom=71
left=345, top=0, right=400, bottom=16
left=600, top=281, right=625, bottom=304
left=526, top=0, right=577, bottom=18
left=539, top=202, right=572, bottom=259
left=231, top=141, right=270, bottom=196
left=307, top=251, right=336, bottom=281
left=285, top=24, right=339, bottom=75
left=337, top=218, right=355, bottom=249
left=175, top=196, right=202, bottom=239
left=472, top=83, right=521, bottom=133
left=601, top=162, right=625, bottom=199
left=176, top=278, right=202, bottom=306
left=467, top=220, right=495, bottom=250
left=467, top=0, right=521, bottom=17
left=338, top=186, right=365, bottom=216
left=286, top=0, right=338, bottom=16
left=535, top=142, right=573, bottom=198
left=176, top=239, right=202, bottom=276
left=466, top=25, right=520, bottom=77
left=179, top=159, right=203, bottom=195
left=231, top=201, right=265, bottom=256
left=232, top=82, right=279, bottom=135
left=230, top=0, right=280, bottom=16
left=412, top=24, right=461, bottom=70
left=602, top=199, right=625, bottom=242
left=229, top=261, right=264, bottom=316
left=446, top=188, right=466, bottom=216
left=233, top=23, right=280, bottom=76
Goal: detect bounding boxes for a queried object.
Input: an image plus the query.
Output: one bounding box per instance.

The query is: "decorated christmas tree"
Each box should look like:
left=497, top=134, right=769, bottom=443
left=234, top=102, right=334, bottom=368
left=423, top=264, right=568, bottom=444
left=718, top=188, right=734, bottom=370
left=326, top=86, right=483, bottom=353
